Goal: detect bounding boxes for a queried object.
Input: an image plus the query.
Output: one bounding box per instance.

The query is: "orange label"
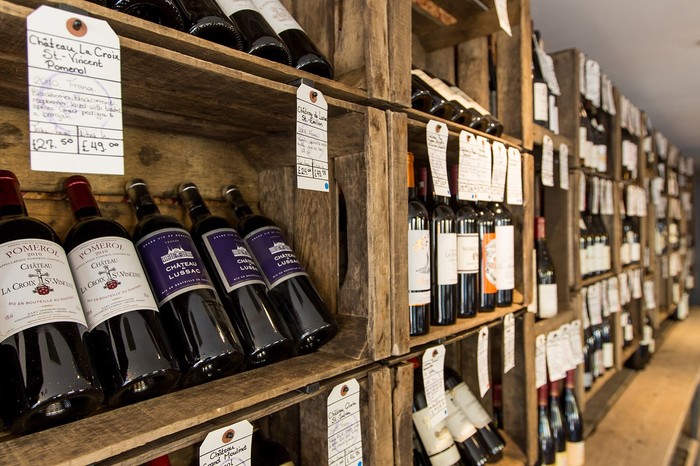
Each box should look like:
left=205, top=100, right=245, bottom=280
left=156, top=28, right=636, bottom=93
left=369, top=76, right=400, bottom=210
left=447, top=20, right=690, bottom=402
left=481, top=232, right=497, bottom=293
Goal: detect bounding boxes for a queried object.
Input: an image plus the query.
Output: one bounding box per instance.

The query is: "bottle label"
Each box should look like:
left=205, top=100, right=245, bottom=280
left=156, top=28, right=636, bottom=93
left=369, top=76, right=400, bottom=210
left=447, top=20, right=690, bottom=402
left=408, top=229, right=431, bottom=305
left=567, top=441, right=585, bottom=466
left=457, top=233, right=479, bottom=273
left=244, top=226, right=307, bottom=289
left=450, top=382, right=492, bottom=429
left=437, top=232, right=458, bottom=285
left=631, top=243, right=641, bottom=262
left=584, top=371, right=593, bottom=388
left=67, top=236, right=158, bottom=331
left=495, top=224, right=514, bottom=290
left=254, top=0, right=303, bottom=33
left=444, top=391, right=478, bottom=442
left=603, top=245, right=611, bottom=270
left=642, top=324, right=653, bottom=345
left=603, top=342, right=614, bottom=368
left=135, top=228, right=214, bottom=306
left=578, top=127, right=587, bottom=161
left=624, top=323, right=634, bottom=341
left=0, top=238, right=86, bottom=341
left=481, top=232, right=497, bottom=293
left=412, top=407, right=458, bottom=458
left=533, top=82, right=549, bottom=121
left=537, top=283, right=558, bottom=318
left=216, top=0, right=256, bottom=16
left=202, top=228, right=266, bottom=293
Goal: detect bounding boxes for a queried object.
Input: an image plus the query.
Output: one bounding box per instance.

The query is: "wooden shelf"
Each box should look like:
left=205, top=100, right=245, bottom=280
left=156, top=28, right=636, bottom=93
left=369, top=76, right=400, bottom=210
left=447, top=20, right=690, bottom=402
left=532, top=124, right=573, bottom=150
left=584, top=367, right=619, bottom=405
left=622, top=340, right=640, bottom=364
left=534, top=309, right=576, bottom=336
left=580, top=271, right=616, bottom=288
left=582, top=368, right=637, bottom=438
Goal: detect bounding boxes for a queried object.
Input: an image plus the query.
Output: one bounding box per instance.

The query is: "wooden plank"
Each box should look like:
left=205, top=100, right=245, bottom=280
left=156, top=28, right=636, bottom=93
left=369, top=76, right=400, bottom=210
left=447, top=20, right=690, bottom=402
left=551, top=49, right=580, bottom=167
left=456, top=36, right=490, bottom=112
left=366, top=367, right=395, bottom=466
left=532, top=124, right=574, bottom=151
left=424, top=46, right=456, bottom=84
left=392, top=363, right=414, bottom=466
left=533, top=309, right=576, bottom=337
left=388, top=0, right=412, bottom=107
left=520, top=151, right=535, bottom=305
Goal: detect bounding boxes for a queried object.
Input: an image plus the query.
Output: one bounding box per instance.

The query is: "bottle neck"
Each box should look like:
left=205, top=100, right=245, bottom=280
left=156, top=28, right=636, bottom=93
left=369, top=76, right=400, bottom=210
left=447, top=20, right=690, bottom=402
left=125, top=180, right=161, bottom=220
left=565, top=370, right=575, bottom=389
left=178, top=183, right=211, bottom=223
left=0, top=171, right=27, bottom=219
left=222, top=186, right=254, bottom=219
left=64, top=176, right=101, bottom=221
left=537, top=384, right=549, bottom=407
left=535, top=216, right=547, bottom=240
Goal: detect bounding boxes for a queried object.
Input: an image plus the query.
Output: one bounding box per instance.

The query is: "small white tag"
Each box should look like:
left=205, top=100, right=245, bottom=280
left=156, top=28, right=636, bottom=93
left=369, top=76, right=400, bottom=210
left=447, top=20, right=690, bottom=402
left=426, top=120, right=451, bottom=198
left=199, top=420, right=253, bottom=466
left=546, top=330, right=566, bottom=382
left=607, top=277, right=621, bottom=313
left=296, top=83, right=329, bottom=192
left=503, top=313, right=515, bottom=373
left=27, top=6, right=124, bottom=175
left=458, top=131, right=480, bottom=201
left=491, top=142, right=508, bottom=202
left=585, top=59, right=601, bottom=107
left=327, top=379, right=363, bottom=466
left=643, top=280, right=657, bottom=311
left=619, top=272, right=631, bottom=305
left=494, top=0, right=512, bottom=36
left=578, top=52, right=587, bottom=95
left=569, top=320, right=585, bottom=365
left=558, top=323, right=575, bottom=371
left=541, top=135, right=555, bottom=187
left=578, top=172, right=586, bottom=212
left=477, top=326, right=490, bottom=397
left=632, top=269, right=643, bottom=300
left=535, top=334, right=547, bottom=388
left=422, top=345, right=448, bottom=427
left=559, top=144, right=569, bottom=190
left=506, top=147, right=523, bottom=205
left=476, top=137, right=493, bottom=201
left=587, top=283, right=603, bottom=326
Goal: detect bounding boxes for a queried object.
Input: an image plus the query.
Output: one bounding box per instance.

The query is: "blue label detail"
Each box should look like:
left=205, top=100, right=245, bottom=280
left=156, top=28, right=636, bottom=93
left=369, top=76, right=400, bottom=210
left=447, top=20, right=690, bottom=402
left=136, top=228, right=214, bottom=305
left=244, top=227, right=307, bottom=289
left=202, top=228, right=266, bottom=292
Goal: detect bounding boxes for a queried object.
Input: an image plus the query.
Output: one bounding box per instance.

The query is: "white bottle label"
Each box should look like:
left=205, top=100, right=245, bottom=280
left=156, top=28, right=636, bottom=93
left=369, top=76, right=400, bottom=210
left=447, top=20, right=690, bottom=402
left=437, top=233, right=458, bottom=285
left=579, top=247, right=588, bottom=277
left=620, top=243, right=630, bottom=265
left=408, top=229, right=431, bottom=305
left=584, top=372, right=593, bottom=388
left=624, top=323, right=634, bottom=342
left=450, top=382, right=492, bottom=429
left=534, top=82, right=549, bottom=121
left=631, top=243, right=641, bottom=262
left=68, top=236, right=158, bottom=331
left=603, top=245, right=611, bottom=270
left=538, top=283, right=558, bottom=318
left=495, top=224, right=514, bottom=290
left=603, top=342, right=614, bottom=368
left=642, top=325, right=653, bottom=345
left=254, top=0, right=303, bottom=33
left=444, top=391, right=478, bottom=442
left=0, top=238, right=86, bottom=341
left=457, top=233, right=479, bottom=274
left=567, top=441, right=585, bottom=466
left=412, top=407, right=460, bottom=463
left=216, top=0, right=256, bottom=16
left=578, top=127, right=587, bottom=162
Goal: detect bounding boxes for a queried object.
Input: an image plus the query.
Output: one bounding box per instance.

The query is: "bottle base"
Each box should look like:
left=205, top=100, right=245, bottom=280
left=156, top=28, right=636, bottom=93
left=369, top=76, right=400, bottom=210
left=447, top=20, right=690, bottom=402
left=179, top=351, right=245, bottom=388
left=107, top=368, right=181, bottom=408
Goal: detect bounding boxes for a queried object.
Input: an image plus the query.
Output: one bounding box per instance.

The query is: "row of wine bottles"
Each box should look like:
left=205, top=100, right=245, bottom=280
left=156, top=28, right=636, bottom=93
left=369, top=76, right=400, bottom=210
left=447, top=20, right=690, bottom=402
left=0, top=171, right=336, bottom=434
left=532, top=31, right=561, bottom=134
left=413, top=365, right=506, bottom=466
left=410, top=69, right=505, bottom=137
left=408, top=154, right=515, bottom=336
left=578, top=208, right=611, bottom=280
left=92, top=0, right=332, bottom=78
left=537, top=372, right=584, bottom=466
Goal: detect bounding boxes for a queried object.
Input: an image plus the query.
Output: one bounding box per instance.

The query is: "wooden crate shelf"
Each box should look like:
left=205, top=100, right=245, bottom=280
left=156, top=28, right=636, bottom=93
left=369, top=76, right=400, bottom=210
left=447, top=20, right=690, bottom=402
left=534, top=309, right=576, bottom=337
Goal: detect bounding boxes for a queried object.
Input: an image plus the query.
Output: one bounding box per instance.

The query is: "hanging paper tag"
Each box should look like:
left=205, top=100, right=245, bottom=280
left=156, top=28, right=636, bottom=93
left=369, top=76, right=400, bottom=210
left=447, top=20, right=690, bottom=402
left=587, top=283, right=603, bottom=326
left=607, top=277, right=621, bottom=313
left=578, top=172, right=586, bottom=212
left=506, top=147, right=523, bottom=205
left=422, top=345, right=448, bottom=426
left=327, top=378, right=363, bottom=466
left=559, top=144, right=569, bottom=190
left=26, top=6, right=124, bottom=175
left=503, top=313, right=516, bottom=374
left=296, top=83, right=329, bottom=192
left=546, top=330, right=566, bottom=382
left=535, top=334, right=547, bottom=388
left=585, top=59, right=601, bottom=107
left=581, top=288, right=590, bottom=328
left=541, top=135, right=554, bottom=187
left=491, top=142, right=508, bottom=202
left=558, top=323, right=575, bottom=371
left=199, top=420, right=253, bottom=466
left=632, top=269, right=643, bottom=300
left=619, top=272, right=631, bottom=305
left=569, top=320, right=585, bottom=365
left=426, top=120, right=451, bottom=198
left=494, top=0, right=512, bottom=36
left=643, top=280, right=657, bottom=311
left=458, top=131, right=480, bottom=201
left=475, top=136, right=493, bottom=201
left=477, top=326, right=490, bottom=397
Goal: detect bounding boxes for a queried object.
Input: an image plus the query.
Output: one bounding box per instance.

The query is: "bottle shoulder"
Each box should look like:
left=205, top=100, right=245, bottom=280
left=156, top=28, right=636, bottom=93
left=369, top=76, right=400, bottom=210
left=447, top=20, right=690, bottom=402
left=132, top=214, right=188, bottom=240
left=64, top=216, right=130, bottom=252
left=191, top=214, right=236, bottom=237
left=0, top=216, right=61, bottom=244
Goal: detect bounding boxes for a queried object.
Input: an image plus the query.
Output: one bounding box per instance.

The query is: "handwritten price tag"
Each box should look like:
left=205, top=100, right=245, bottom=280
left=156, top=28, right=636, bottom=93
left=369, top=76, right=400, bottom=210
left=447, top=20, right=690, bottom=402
left=296, top=83, right=329, bottom=192
left=426, top=120, right=450, bottom=198
left=199, top=420, right=253, bottom=466
left=327, top=379, right=363, bottom=466
left=422, top=345, right=448, bottom=427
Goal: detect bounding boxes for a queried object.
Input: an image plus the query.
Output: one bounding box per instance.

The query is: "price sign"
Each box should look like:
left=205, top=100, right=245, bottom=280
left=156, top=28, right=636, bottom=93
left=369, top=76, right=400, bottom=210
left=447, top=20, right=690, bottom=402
left=199, top=420, right=253, bottom=466
left=541, top=135, right=555, bottom=187
left=296, top=83, right=329, bottom=192
left=327, top=379, right=363, bottom=466
left=535, top=334, right=547, bottom=388
left=491, top=142, right=508, bottom=202
left=422, top=345, right=448, bottom=426
left=546, top=330, right=566, bottom=382
left=477, top=326, right=490, bottom=396
left=559, top=144, right=569, bottom=190
left=458, top=131, right=482, bottom=201
left=426, top=120, right=450, bottom=198
left=506, top=147, right=523, bottom=205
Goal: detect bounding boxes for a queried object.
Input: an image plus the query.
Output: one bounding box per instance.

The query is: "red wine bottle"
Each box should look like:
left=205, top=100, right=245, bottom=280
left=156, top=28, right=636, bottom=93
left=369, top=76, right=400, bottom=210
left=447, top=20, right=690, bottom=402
left=563, top=370, right=585, bottom=466
left=410, top=71, right=456, bottom=121
left=178, top=183, right=293, bottom=368
left=0, top=171, right=103, bottom=433
left=449, top=165, right=478, bottom=318
left=63, top=176, right=180, bottom=407
left=548, top=380, right=567, bottom=465
left=475, top=202, right=496, bottom=311
left=107, top=0, right=186, bottom=31
left=535, top=217, right=557, bottom=319
left=444, top=390, right=489, bottom=465
left=491, top=202, right=514, bottom=307
left=532, top=34, right=549, bottom=128
left=222, top=186, right=337, bottom=354
left=214, top=0, right=292, bottom=64
left=173, top=0, right=245, bottom=49
left=411, top=77, right=436, bottom=114
left=252, top=0, right=333, bottom=78
left=537, top=384, right=555, bottom=465
left=408, top=154, right=431, bottom=335
left=125, top=179, right=245, bottom=387
left=601, top=315, right=614, bottom=370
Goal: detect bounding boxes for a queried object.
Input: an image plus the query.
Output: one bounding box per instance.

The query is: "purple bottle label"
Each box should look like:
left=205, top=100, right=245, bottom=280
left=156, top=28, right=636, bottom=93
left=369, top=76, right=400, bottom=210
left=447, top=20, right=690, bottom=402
left=135, top=228, right=214, bottom=306
left=202, top=228, right=266, bottom=293
left=244, top=226, right=307, bottom=289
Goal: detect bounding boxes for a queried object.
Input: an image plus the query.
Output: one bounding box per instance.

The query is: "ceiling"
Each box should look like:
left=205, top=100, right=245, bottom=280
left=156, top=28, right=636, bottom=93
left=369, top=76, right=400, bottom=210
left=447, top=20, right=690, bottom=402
left=531, top=0, right=700, bottom=163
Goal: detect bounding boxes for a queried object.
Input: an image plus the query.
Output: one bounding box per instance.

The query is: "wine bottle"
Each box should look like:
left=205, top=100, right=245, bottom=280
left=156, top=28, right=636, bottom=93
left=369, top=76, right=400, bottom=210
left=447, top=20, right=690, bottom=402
left=107, top=0, right=186, bottom=31
left=563, top=370, right=585, bottom=466
left=622, top=307, right=634, bottom=348
left=537, top=384, right=555, bottom=465
left=426, top=172, right=457, bottom=326
left=413, top=371, right=462, bottom=466
left=601, top=315, right=614, bottom=371
left=535, top=217, right=557, bottom=319
left=174, top=0, right=245, bottom=49
left=444, top=367, right=506, bottom=458
left=491, top=202, right=514, bottom=307
left=447, top=84, right=504, bottom=137
left=532, top=34, right=549, bottom=128
left=214, top=0, right=292, bottom=64
left=125, top=179, right=245, bottom=387
left=222, top=186, right=337, bottom=354
left=251, top=428, right=295, bottom=466
left=413, top=426, right=434, bottom=466
left=475, top=202, right=496, bottom=311
left=417, top=69, right=485, bottom=129
left=548, top=380, right=567, bottom=466
left=582, top=310, right=593, bottom=391
left=410, top=70, right=456, bottom=121
left=578, top=99, right=590, bottom=167
left=492, top=383, right=503, bottom=431
left=409, top=155, right=431, bottom=335
left=411, top=77, right=435, bottom=114
left=591, top=312, right=603, bottom=379
left=0, top=171, right=103, bottom=433
left=578, top=214, right=590, bottom=280
left=444, top=390, right=489, bottom=466
left=252, top=0, right=333, bottom=78
left=449, top=165, right=478, bottom=318
left=63, top=176, right=180, bottom=407
left=178, top=183, right=293, bottom=368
